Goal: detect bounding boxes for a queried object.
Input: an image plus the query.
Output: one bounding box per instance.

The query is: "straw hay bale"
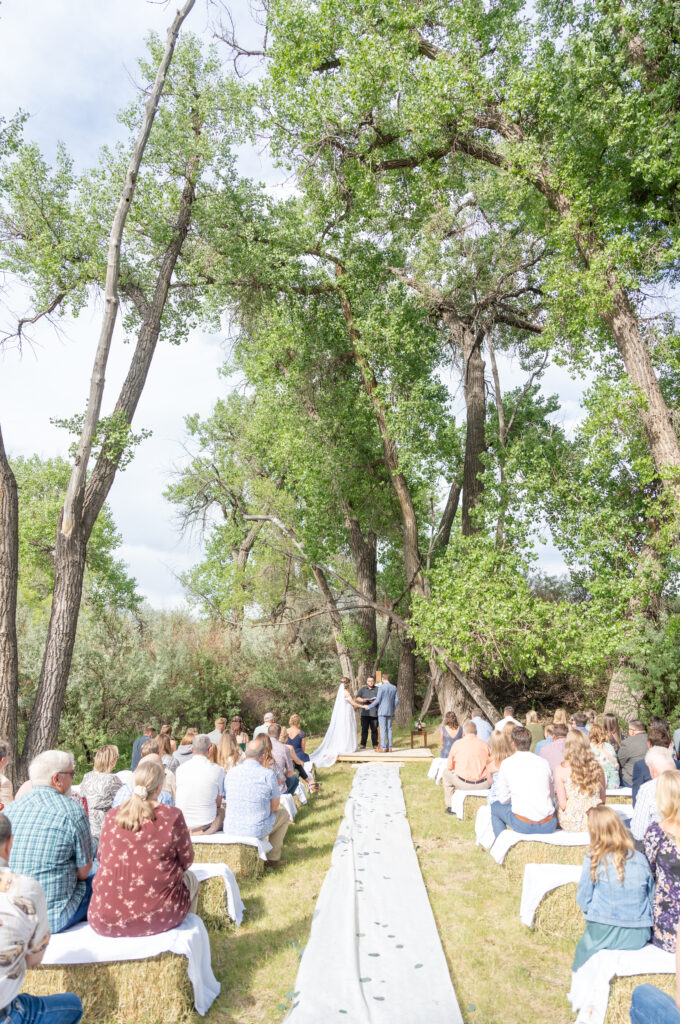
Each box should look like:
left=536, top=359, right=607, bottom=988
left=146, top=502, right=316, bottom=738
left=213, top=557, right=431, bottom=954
left=606, top=795, right=632, bottom=805
left=24, top=952, right=194, bottom=1024
left=532, top=882, right=583, bottom=942
left=197, top=874, right=233, bottom=932
left=192, top=840, right=264, bottom=878
left=605, top=973, right=675, bottom=1024
left=462, top=794, right=488, bottom=821
left=503, top=840, right=586, bottom=885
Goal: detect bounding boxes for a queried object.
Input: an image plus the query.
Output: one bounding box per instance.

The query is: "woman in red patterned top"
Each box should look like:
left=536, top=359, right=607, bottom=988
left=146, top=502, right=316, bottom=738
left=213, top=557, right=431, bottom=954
left=88, top=760, right=199, bottom=937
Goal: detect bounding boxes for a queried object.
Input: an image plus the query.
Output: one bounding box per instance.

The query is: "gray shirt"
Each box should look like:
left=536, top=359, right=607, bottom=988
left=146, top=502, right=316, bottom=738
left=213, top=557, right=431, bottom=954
left=617, top=732, right=648, bottom=787
left=357, top=686, right=378, bottom=718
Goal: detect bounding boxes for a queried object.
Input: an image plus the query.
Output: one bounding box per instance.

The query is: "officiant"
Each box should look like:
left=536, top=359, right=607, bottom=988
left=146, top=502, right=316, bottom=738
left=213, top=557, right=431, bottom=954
left=357, top=676, right=379, bottom=750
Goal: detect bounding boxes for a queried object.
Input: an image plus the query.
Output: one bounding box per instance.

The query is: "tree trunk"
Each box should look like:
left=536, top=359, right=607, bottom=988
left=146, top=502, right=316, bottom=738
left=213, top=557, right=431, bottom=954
left=344, top=507, right=377, bottom=684
left=0, top=427, right=19, bottom=783
left=395, top=633, right=416, bottom=726
left=461, top=329, right=486, bottom=535
left=431, top=664, right=477, bottom=723
left=311, top=565, right=355, bottom=685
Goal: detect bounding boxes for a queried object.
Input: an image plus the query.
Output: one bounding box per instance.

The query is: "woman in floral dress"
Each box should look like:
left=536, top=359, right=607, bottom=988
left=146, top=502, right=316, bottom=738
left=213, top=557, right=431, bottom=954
left=644, top=770, right=680, bottom=952
left=554, top=729, right=606, bottom=832
left=589, top=723, right=621, bottom=789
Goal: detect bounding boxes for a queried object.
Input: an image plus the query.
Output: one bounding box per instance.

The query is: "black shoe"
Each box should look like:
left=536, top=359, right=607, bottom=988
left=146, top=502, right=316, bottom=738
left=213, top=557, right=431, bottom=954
left=359, top=746, right=366, bottom=750
left=445, top=808, right=455, bottom=815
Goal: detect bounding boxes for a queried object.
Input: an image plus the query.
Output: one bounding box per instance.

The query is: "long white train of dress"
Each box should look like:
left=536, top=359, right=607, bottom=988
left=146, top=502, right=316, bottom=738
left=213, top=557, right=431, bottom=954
left=308, top=684, right=358, bottom=768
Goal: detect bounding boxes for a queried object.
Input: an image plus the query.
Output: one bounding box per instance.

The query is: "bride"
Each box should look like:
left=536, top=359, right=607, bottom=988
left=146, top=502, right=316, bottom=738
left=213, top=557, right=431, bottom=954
left=309, top=678, right=359, bottom=768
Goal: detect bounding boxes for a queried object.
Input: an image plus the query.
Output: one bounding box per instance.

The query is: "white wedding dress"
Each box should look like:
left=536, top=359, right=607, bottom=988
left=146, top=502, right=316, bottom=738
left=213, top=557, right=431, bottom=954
left=309, top=684, right=358, bottom=768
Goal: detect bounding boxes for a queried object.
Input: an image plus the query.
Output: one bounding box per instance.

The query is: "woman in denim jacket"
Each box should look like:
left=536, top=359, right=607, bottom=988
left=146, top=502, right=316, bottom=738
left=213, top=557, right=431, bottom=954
left=573, top=804, right=654, bottom=971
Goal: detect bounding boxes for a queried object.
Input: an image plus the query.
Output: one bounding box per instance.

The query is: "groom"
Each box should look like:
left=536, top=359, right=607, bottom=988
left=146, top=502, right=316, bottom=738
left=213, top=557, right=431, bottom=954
left=363, top=672, right=399, bottom=752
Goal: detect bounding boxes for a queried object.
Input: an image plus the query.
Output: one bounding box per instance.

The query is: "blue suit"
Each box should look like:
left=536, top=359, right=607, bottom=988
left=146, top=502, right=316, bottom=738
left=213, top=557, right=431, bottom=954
left=365, top=681, right=399, bottom=750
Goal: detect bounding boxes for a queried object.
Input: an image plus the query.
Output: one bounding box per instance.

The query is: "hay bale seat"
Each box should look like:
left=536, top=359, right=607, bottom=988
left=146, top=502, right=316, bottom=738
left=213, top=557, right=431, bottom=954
left=24, top=953, right=194, bottom=1024
left=196, top=874, right=233, bottom=932
left=461, top=794, right=487, bottom=821
left=503, top=839, right=586, bottom=885
left=605, top=974, right=675, bottom=1024
left=607, top=795, right=632, bottom=805
left=192, top=839, right=264, bottom=878
left=533, top=882, right=583, bottom=942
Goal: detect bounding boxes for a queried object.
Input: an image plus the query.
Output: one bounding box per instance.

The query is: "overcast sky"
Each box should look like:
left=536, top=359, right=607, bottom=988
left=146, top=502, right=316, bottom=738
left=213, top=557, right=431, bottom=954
left=0, top=0, right=579, bottom=609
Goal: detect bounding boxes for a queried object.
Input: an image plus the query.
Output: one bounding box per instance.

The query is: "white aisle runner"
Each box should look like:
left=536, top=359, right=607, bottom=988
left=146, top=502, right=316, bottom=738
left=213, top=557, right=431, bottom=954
left=285, top=764, right=463, bottom=1023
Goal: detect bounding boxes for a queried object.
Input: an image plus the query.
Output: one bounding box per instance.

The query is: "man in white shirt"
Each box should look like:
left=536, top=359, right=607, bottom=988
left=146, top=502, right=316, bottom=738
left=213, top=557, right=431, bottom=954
left=631, top=746, right=676, bottom=844
left=175, top=734, right=225, bottom=835
left=207, top=717, right=227, bottom=747
left=490, top=726, right=557, bottom=839
left=493, top=705, right=522, bottom=733
left=253, top=712, right=275, bottom=738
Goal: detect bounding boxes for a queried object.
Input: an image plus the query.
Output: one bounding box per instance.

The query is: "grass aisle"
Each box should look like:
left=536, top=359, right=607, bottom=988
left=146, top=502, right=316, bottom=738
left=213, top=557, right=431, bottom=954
left=207, top=764, right=353, bottom=1024
left=400, top=759, right=576, bottom=1024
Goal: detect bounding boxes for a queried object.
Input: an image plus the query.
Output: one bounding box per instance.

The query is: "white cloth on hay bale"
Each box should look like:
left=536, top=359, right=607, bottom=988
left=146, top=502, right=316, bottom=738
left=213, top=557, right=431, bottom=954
left=281, top=793, right=297, bottom=822
left=605, top=787, right=632, bottom=799
left=568, top=944, right=675, bottom=1024
left=191, top=832, right=272, bottom=859
left=427, top=758, right=445, bottom=784
left=192, top=863, right=245, bottom=925
left=474, top=805, right=495, bottom=850
left=519, top=863, right=582, bottom=927
left=608, top=805, right=632, bottom=824
left=40, top=914, right=220, bottom=1015
left=450, top=790, right=487, bottom=819
left=490, top=827, right=589, bottom=865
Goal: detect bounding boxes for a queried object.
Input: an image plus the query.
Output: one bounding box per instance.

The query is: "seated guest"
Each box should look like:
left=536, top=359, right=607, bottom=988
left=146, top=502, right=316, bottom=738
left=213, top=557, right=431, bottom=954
left=169, top=729, right=197, bottom=772
left=79, top=744, right=123, bottom=849
left=554, top=730, right=606, bottom=832
left=534, top=723, right=554, bottom=757
left=268, top=724, right=300, bottom=795
left=130, top=724, right=156, bottom=771
left=485, top=730, right=514, bottom=802
left=644, top=770, right=680, bottom=952
left=439, top=712, right=462, bottom=761
left=254, top=712, right=276, bottom=739
left=208, top=717, right=227, bottom=747
left=262, top=736, right=287, bottom=794
left=0, top=813, right=83, bottom=1024
left=285, top=715, right=316, bottom=790
left=589, top=722, right=620, bottom=789
left=494, top=705, right=522, bottom=733
left=553, top=708, right=568, bottom=727
left=603, top=712, right=622, bottom=752
left=5, top=751, right=93, bottom=933
left=175, top=735, right=225, bottom=835
left=573, top=805, right=653, bottom=971
left=224, top=738, right=290, bottom=867
left=490, top=726, right=557, bottom=839
left=230, top=716, right=249, bottom=751
left=632, top=747, right=676, bottom=845
left=157, top=732, right=175, bottom=769
left=469, top=708, right=493, bottom=743
left=570, top=712, right=589, bottom=736
left=442, top=722, right=490, bottom=811
left=538, top=722, right=569, bottom=774
left=630, top=922, right=680, bottom=1023
left=89, top=761, right=198, bottom=937
left=584, top=709, right=597, bottom=733
left=633, top=722, right=678, bottom=804
left=525, top=710, right=544, bottom=751
left=0, top=744, right=13, bottom=809
left=113, top=749, right=174, bottom=808
left=159, top=723, right=177, bottom=753
left=216, top=732, right=245, bottom=775
left=140, top=741, right=176, bottom=802
left=618, top=719, right=648, bottom=788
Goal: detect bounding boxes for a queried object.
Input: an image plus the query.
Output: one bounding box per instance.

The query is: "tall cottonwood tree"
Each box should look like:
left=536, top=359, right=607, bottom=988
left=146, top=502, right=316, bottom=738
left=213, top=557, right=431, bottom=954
left=0, top=18, right=257, bottom=778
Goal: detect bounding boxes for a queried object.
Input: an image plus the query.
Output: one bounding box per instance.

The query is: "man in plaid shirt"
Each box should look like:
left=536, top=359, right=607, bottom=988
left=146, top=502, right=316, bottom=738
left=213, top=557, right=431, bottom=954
left=5, top=751, right=93, bottom=933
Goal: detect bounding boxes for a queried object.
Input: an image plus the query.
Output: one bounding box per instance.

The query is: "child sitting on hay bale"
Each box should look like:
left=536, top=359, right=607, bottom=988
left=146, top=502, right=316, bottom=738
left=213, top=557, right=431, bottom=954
left=89, top=760, right=200, bottom=937
left=573, top=804, right=653, bottom=971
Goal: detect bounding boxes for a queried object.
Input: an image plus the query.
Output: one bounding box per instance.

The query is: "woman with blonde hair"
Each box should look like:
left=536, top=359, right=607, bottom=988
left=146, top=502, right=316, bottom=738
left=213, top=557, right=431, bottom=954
left=589, top=722, right=620, bottom=789
left=216, top=731, right=244, bottom=773
left=79, top=744, right=123, bottom=848
left=573, top=804, right=653, bottom=970
left=89, top=760, right=198, bottom=937
left=485, top=730, right=514, bottom=802
left=553, top=708, right=568, bottom=727
left=169, top=728, right=197, bottom=771
left=525, top=710, right=544, bottom=751
left=644, top=770, right=680, bottom=952
left=554, top=729, right=606, bottom=832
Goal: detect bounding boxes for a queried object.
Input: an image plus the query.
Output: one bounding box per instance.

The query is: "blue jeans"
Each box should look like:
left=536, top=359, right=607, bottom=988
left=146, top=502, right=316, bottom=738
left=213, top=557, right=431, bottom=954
left=379, top=715, right=393, bottom=749
left=285, top=774, right=299, bottom=795
left=4, top=993, right=83, bottom=1023
left=490, top=800, right=557, bottom=839
left=630, top=984, right=680, bottom=1024
left=56, top=876, right=93, bottom=933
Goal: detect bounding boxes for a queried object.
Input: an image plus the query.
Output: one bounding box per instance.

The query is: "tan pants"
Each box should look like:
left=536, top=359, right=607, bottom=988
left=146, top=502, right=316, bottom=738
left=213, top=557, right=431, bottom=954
left=266, top=807, right=290, bottom=862
left=183, top=869, right=200, bottom=914
left=189, top=805, right=225, bottom=836
left=442, top=767, right=490, bottom=807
